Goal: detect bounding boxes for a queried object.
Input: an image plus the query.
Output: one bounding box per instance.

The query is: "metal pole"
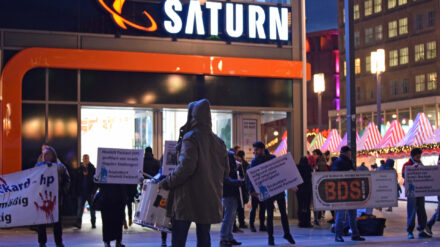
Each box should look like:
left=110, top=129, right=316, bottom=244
left=301, top=0, right=308, bottom=156
left=344, top=0, right=356, bottom=166
left=318, top=92, right=322, bottom=131
left=376, top=73, right=382, bottom=133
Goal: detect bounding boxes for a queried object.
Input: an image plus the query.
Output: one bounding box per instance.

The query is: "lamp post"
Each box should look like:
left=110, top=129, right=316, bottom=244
left=371, top=49, right=385, bottom=132
left=314, top=73, right=325, bottom=131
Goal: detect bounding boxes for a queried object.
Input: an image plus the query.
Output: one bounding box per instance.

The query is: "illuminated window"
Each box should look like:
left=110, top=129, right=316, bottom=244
left=389, top=50, right=398, bottom=67
left=354, top=5, right=360, bottom=20
left=365, top=28, right=373, bottom=44
left=366, top=55, right=371, bottom=72
left=342, top=7, right=345, bottom=24
left=398, top=0, right=407, bottom=6
left=427, top=72, right=437, bottom=90
left=388, top=21, right=397, bottom=38
left=399, top=18, right=408, bottom=35
left=365, top=0, right=373, bottom=16
left=415, top=74, right=425, bottom=92
left=375, top=25, right=383, bottom=40
left=427, top=41, right=436, bottom=59
left=343, top=61, right=346, bottom=76
left=355, top=58, right=361, bottom=74
left=354, top=31, right=360, bottom=47
left=399, top=47, right=408, bottom=65
left=415, top=44, right=425, bottom=62
left=428, top=11, right=436, bottom=27
left=374, top=0, right=382, bottom=13
left=388, top=0, right=396, bottom=9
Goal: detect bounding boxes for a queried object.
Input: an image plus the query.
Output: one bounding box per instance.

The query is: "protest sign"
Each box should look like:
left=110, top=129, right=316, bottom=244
left=0, top=165, right=59, bottom=228
left=312, top=170, right=398, bottom=211
left=247, top=153, right=303, bottom=201
left=162, top=141, right=178, bottom=176
left=96, top=148, right=144, bottom=184
left=405, top=166, right=440, bottom=198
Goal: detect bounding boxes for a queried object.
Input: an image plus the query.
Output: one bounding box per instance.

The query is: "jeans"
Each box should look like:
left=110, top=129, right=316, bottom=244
left=77, top=195, right=96, bottom=226
left=249, top=196, right=266, bottom=227
left=221, top=197, right=238, bottom=241
left=38, top=217, right=63, bottom=245
left=265, top=192, right=291, bottom=238
left=428, top=196, right=440, bottom=228
left=172, top=220, right=211, bottom=247
left=407, top=197, right=427, bottom=233
left=335, top=210, right=359, bottom=238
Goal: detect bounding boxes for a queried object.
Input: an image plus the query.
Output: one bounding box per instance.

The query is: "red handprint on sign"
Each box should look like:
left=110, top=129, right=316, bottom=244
left=34, top=191, right=57, bottom=222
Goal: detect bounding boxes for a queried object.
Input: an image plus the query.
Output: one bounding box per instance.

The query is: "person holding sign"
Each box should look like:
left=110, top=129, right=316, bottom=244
left=35, top=146, right=71, bottom=247
left=159, top=99, right=229, bottom=247
left=249, top=141, right=295, bottom=246
left=426, top=155, right=440, bottom=235
left=402, top=148, right=431, bottom=239
left=331, top=146, right=365, bottom=243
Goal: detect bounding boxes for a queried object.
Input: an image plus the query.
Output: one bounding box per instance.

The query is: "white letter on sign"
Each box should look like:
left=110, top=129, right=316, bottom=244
left=248, top=5, right=266, bottom=39
left=205, top=1, right=222, bottom=36
left=164, top=0, right=183, bottom=34
left=269, top=7, right=288, bottom=41
left=185, top=0, right=205, bottom=35
left=225, top=3, right=244, bottom=38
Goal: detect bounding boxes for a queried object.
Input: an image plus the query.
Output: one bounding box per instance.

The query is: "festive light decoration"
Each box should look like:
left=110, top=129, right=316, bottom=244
left=357, top=143, right=440, bottom=157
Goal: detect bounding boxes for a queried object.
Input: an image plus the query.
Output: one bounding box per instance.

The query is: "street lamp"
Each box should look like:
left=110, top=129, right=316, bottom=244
left=314, top=73, right=325, bottom=131
left=371, top=49, right=385, bottom=132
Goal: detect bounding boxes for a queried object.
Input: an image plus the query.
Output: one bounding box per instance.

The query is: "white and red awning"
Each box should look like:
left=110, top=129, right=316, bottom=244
left=321, top=129, right=342, bottom=153
left=337, top=131, right=361, bottom=152
left=375, top=120, right=406, bottom=149
left=395, top=113, right=434, bottom=147
left=308, top=133, right=326, bottom=152
left=273, top=131, right=288, bottom=157
left=357, top=122, right=382, bottom=151
left=426, top=127, right=440, bottom=144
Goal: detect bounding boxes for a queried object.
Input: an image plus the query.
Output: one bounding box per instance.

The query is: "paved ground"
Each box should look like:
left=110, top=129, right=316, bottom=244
left=2, top=201, right=440, bottom=247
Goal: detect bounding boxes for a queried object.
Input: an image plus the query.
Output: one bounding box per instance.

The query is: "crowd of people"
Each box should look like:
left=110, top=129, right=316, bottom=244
left=33, top=99, right=440, bottom=247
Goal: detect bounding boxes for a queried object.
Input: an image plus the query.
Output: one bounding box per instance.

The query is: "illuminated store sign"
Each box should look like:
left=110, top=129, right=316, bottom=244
left=98, top=0, right=290, bottom=42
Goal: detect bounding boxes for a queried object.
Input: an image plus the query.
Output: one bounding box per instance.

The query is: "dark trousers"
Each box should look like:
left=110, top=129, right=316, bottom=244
left=161, top=232, right=167, bottom=242
left=236, top=204, right=245, bottom=226
left=37, top=219, right=63, bottom=245
left=296, top=190, right=311, bottom=226
left=407, top=197, right=427, bottom=233
left=125, top=202, right=133, bottom=221
left=249, top=196, right=266, bottom=227
left=265, top=193, right=291, bottom=238
left=428, top=196, right=440, bottom=227
left=77, top=195, right=96, bottom=225
left=172, top=220, right=211, bottom=247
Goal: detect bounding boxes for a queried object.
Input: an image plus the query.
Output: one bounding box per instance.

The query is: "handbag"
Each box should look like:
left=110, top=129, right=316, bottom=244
left=93, top=190, right=104, bottom=211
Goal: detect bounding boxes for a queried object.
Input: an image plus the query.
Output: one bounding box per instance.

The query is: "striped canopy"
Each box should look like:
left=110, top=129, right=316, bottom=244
left=337, top=131, right=361, bottom=152
left=395, top=113, right=434, bottom=147
left=273, top=138, right=287, bottom=156
left=357, top=122, right=382, bottom=151
left=308, top=133, right=326, bottom=152
left=375, top=120, right=406, bottom=149
left=426, top=127, right=440, bottom=144
left=321, top=129, right=342, bottom=153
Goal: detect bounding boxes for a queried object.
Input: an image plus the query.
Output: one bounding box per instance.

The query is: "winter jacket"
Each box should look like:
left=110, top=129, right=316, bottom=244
left=297, top=161, right=313, bottom=192
left=75, top=162, right=97, bottom=197
left=143, top=153, right=160, bottom=177
left=223, top=151, right=244, bottom=199
left=35, top=161, right=71, bottom=196
left=330, top=154, right=355, bottom=171
left=402, top=158, right=423, bottom=179
left=248, top=150, right=276, bottom=193
left=315, top=156, right=328, bottom=172
left=163, top=99, right=229, bottom=224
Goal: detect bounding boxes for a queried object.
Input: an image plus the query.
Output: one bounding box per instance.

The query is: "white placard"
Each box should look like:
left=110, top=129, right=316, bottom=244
left=312, top=170, right=398, bottom=211
left=405, top=166, right=440, bottom=198
left=162, top=141, right=178, bottom=176
left=96, top=148, right=144, bottom=184
left=247, top=152, right=303, bottom=201
left=0, top=165, right=59, bottom=228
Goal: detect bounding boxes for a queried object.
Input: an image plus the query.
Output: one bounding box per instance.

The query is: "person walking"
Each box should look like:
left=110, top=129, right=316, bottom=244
left=249, top=141, right=295, bottom=246
left=403, top=148, right=431, bottom=239
left=159, top=99, right=229, bottom=247
left=233, top=150, right=250, bottom=232
left=331, top=146, right=365, bottom=242
left=426, top=156, right=440, bottom=235
left=220, top=151, right=245, bottom=247
left=74, top=154, right=97, bottom=229
left=35, top=146, right=71, bottom=247
left=123, top=184, right=138, bottom=229
left=296, top=156, right=313, bottom=228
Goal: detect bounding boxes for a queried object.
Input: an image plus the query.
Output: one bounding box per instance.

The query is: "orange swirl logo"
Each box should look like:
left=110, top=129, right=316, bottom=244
left=98, top=0, right=157, bottom=32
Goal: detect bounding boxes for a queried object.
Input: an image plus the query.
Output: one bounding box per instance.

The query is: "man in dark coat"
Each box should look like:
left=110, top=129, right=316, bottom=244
left=143, top=147, right=160, bottom=177
left=331, top=146, right=365, bottom=242
left=75, top=154, right=97, bottom=229
left=249, top=141, right=295, bottom=246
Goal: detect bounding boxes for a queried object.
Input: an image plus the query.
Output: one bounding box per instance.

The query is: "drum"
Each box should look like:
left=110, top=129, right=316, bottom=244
left=134, top=179, right=171, bottom=232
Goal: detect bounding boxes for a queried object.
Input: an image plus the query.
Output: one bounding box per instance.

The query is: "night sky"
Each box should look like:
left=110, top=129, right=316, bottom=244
left=306, top=0, right=338, bottom=33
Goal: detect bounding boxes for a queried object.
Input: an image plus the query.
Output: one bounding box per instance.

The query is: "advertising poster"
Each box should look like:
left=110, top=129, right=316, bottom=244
left=0, top=166, right=59, bottom=228
left=247, top=153, right=303, bottom=201
left=312, top=170, right=398, bottom=211
left=96, top=148, right=144, bottom=184
left=162, top=141, right=178, bottom=176
left=405, top=166, right=440, bottom=198
left=242, top=119, right=258, bottom=162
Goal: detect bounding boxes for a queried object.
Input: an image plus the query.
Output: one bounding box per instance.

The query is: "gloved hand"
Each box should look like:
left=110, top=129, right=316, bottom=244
left=159, top=179, right=170, bottom=190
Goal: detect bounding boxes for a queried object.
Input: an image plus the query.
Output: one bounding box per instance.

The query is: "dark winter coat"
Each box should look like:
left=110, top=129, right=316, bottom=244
left=331, top=154, right=355, bottom=171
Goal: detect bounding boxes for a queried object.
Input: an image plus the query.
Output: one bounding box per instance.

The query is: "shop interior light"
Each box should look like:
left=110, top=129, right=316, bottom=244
left=313, top=73, right=325, bottom=93
left=273, top=130, right=279, bottom=136
left=392, top=114, right=397, bottom=119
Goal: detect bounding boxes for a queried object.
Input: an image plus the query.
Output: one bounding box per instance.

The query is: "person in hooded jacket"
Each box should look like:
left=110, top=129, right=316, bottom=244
left=296, top=156, right=313, bottom=228
left=160, top=99, right=229, bottom=247
left=143, top=147, right=160, bottom=177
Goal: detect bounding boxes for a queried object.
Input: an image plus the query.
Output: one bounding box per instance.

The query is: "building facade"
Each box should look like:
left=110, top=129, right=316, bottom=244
left=333, top=0, right=440, bottom=135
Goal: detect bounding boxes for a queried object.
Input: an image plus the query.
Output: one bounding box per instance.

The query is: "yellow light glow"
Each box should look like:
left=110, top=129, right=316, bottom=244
left=371, top=49, right=385, bottom=74
left=167, top=75, right=185, bottom=94
left=142, top=92, right=157, bottom=104
left=313, top=73, right=325, bottom=93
